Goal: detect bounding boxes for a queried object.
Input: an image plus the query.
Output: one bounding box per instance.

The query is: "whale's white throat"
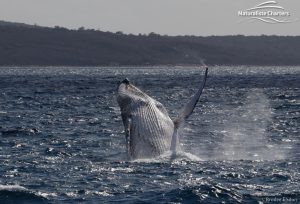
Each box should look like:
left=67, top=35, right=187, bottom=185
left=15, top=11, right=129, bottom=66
left=117, top=68, right=208, bottom=159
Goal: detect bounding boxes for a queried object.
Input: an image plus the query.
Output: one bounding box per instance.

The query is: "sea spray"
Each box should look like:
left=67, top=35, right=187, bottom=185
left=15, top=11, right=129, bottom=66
left=220, top=89, right=286, bottom=160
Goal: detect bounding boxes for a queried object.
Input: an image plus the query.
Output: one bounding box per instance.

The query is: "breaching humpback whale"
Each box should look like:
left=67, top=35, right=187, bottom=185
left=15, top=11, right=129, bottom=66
left=117, top=68, right=208, bottom=159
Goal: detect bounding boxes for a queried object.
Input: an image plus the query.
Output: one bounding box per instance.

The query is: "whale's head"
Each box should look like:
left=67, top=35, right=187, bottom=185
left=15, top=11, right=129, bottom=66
left=117, top=78, right=152, bottom=113
left=117, top=78, right=174, bottom=159
left=117, top=78, right=170, bottom=115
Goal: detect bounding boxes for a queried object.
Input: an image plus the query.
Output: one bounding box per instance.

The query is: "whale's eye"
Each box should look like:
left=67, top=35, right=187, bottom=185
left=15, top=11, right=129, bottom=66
left=155, top=103, right=163, bottom=109
left=155, top=102, right=168, bottom=116
left=137, top=99, right=147, bottom=105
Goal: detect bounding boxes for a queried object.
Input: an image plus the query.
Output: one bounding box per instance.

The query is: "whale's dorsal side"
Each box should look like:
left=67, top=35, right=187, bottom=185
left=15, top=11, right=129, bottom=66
left=171, top=67, right=208, bottom=151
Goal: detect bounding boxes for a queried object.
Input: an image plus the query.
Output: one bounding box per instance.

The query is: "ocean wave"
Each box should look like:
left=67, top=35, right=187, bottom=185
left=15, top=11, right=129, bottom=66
left=1, top=127, right=40, bottom=137
left=0, top=185, right=49, bottom=203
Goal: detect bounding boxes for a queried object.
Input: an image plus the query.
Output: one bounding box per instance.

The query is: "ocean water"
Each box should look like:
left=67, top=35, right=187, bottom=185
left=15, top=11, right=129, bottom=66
left=0, top=66, right=299, bottom=203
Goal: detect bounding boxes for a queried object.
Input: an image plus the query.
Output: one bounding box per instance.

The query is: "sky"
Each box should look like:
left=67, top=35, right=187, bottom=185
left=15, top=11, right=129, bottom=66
left=0, top=0, right=299, bottom=36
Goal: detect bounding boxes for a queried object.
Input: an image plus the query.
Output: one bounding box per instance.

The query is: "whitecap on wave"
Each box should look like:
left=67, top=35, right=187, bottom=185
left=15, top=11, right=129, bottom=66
left=0, top=184, right=27, bottom=191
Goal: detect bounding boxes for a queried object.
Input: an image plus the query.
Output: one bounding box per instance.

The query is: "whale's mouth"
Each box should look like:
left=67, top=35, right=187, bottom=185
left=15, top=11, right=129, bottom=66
left=117, top=80, right=151, bottom=107
left=121, top=78, right=130, bottom=85
left=117, top=79, right=170, bottom=116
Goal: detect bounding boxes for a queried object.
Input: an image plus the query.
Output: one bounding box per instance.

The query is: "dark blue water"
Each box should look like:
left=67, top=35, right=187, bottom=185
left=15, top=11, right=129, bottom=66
left=0, top=66, right=299, bottom=203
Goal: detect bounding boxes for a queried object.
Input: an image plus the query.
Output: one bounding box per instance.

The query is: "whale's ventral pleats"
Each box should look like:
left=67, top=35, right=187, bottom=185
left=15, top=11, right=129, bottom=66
left=117, top=68, right=208, bottom=160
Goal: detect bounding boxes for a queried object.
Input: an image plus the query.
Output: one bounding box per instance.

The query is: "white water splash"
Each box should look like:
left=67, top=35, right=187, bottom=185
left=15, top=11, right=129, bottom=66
left=219, top=89, right=286, bottom=160
left=132, top=150, right=203, bottom=163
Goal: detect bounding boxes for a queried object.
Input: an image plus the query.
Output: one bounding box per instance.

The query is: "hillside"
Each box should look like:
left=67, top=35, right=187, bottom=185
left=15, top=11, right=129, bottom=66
left=0, top=21, right=300, bottom=66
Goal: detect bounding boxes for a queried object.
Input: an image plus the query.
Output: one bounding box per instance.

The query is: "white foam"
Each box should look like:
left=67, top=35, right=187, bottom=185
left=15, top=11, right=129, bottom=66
left=131, top=150, right=203, bottom=163
left=36, top=191, right=57, bottom=198
left=0, top=184, right=27, bottom=191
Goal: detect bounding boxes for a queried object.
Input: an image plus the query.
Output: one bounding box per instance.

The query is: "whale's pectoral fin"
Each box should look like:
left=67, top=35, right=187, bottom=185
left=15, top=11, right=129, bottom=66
left=121, top=113, right=131, bottom=157
left=173, top=67, right=208, bottom=129
left=171, top=68, right=208, bottom=152
left=170, top=128, right=178, bottom=151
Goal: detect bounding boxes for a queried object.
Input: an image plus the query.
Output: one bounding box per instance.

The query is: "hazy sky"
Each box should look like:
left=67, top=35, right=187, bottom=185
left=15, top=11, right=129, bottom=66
left=0, top=0, right=299, bottom=36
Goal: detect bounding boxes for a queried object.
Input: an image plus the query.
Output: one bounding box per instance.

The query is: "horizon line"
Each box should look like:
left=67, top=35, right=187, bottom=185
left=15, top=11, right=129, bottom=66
left=1, top=20, right=300, bottom=37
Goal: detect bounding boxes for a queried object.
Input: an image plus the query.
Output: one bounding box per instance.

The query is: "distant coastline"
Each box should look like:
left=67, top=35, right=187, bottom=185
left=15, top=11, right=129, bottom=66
left=1, top=20, right=300, bottom=66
